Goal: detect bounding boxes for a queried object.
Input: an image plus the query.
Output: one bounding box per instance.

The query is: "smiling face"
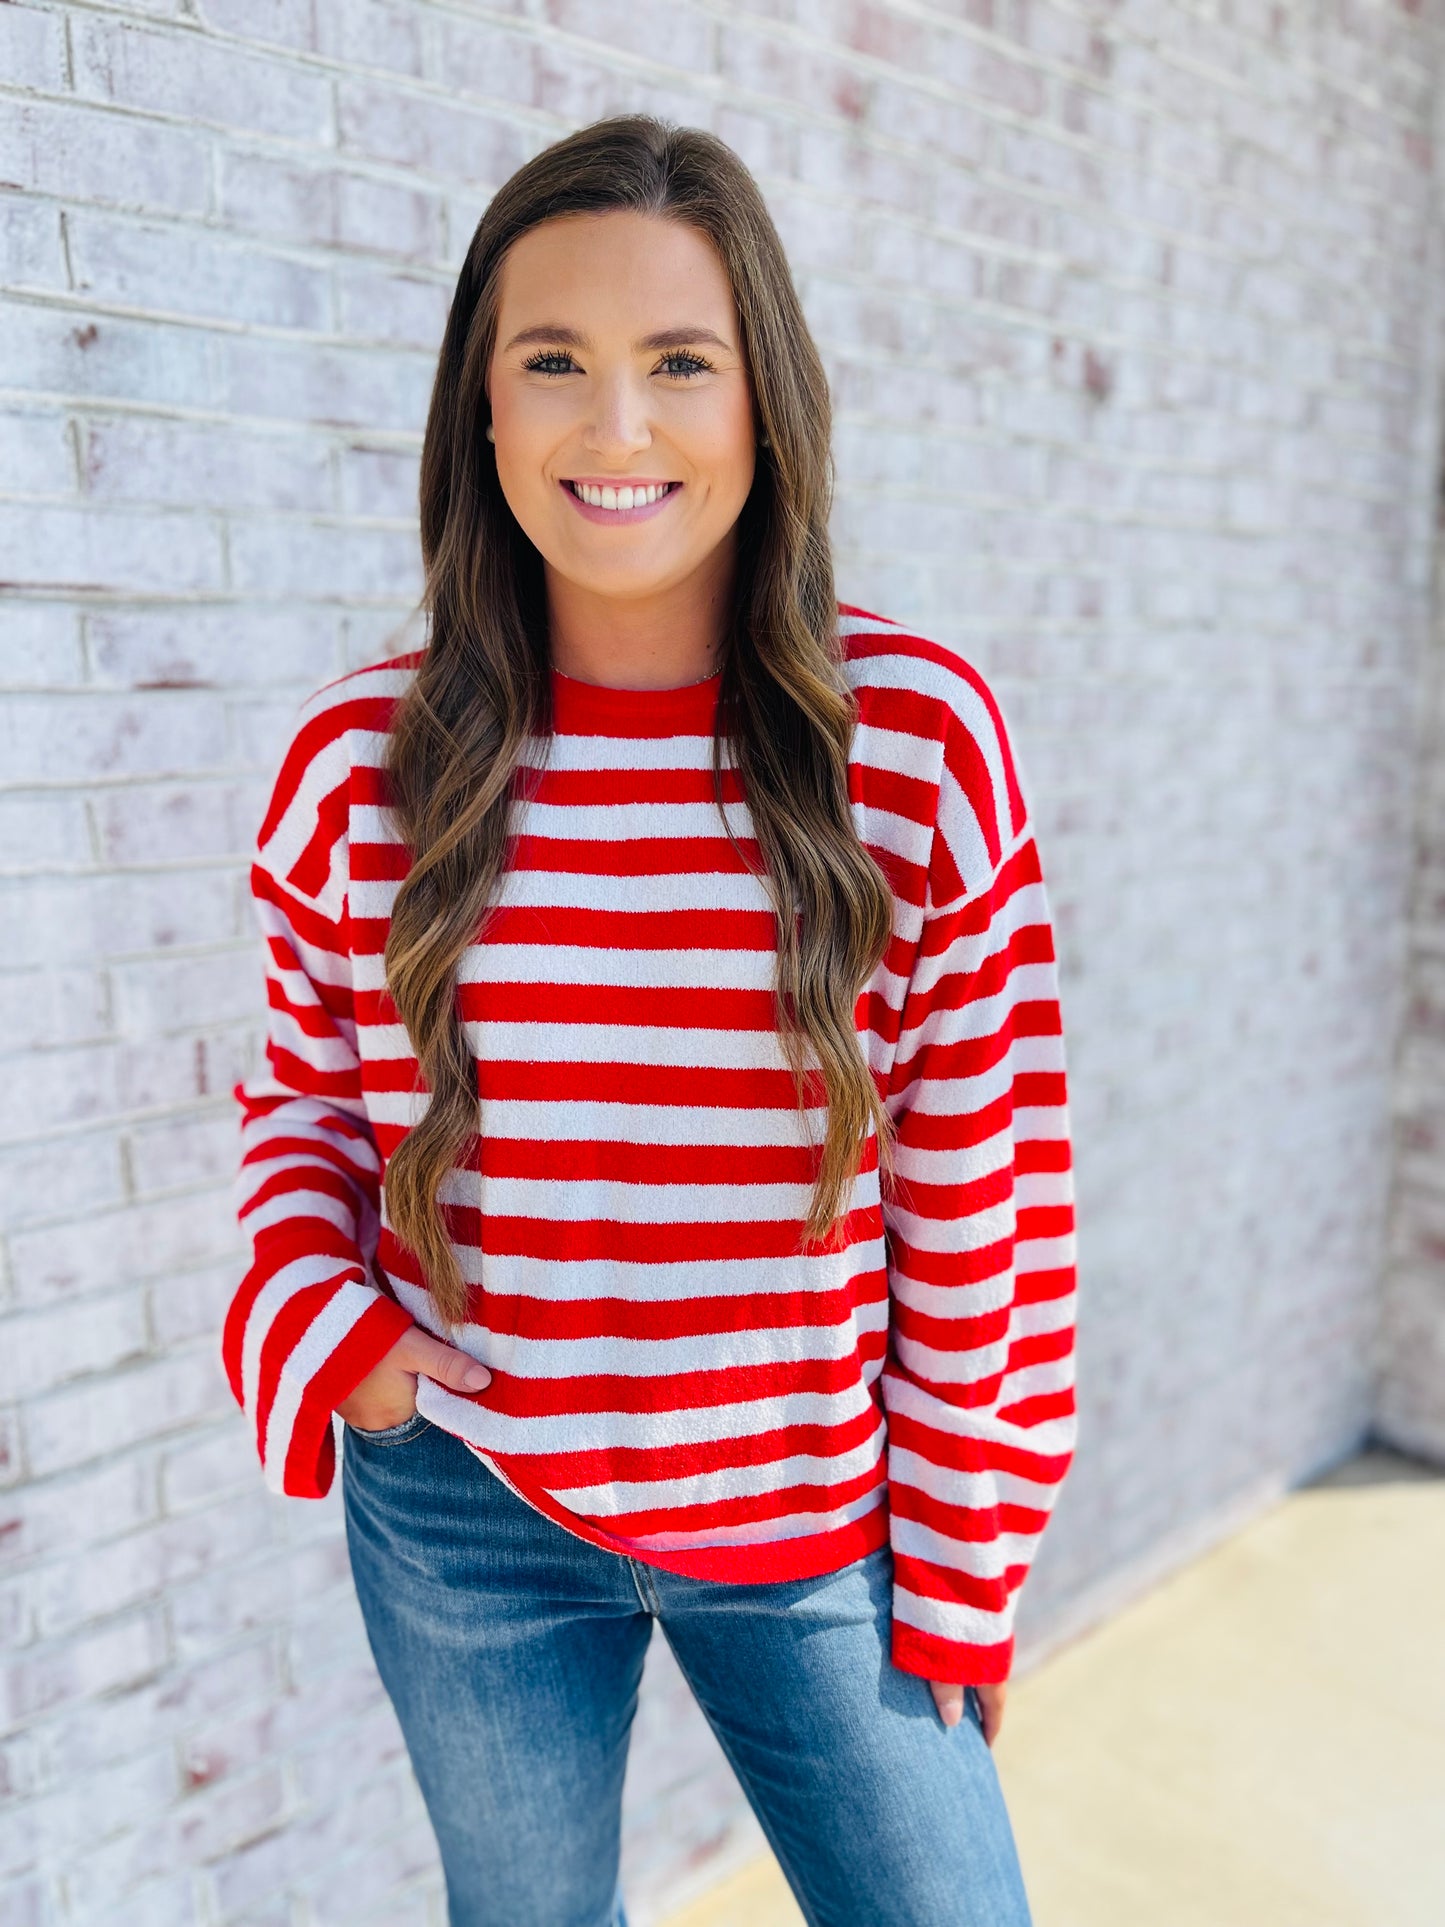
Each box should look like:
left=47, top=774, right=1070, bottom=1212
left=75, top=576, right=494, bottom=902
left=485, top=210, right=759, bottom=610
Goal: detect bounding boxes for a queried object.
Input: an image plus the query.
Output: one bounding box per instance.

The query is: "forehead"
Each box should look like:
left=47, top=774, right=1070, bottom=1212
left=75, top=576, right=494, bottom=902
left=494, top=211, right=738, bottom=337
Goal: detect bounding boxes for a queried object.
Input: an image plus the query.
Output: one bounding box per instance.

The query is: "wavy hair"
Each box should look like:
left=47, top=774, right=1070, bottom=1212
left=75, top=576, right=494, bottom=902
left=383, top=114, right=897, bottom=1330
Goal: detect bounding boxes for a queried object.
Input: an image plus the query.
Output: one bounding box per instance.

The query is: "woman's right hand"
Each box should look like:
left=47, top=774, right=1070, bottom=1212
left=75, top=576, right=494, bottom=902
left=336, top=1324, right=492, bottom=1432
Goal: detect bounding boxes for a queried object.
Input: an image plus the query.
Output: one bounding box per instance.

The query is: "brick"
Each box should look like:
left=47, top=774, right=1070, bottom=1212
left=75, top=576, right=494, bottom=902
left=157, top=1419, right=259, bottom=1511
left=21, top=1349, right=230, bottom=1477
left=335, top=77, right=529, bottom=181
left=0, top=799, right=94, bottom=881
left=0, top=963, right=111, bottom=1055
left=0, top=504, right=225, bottom=597
left=67, top=214, right=332, bottom=334
left=113, top=948, right=258, bottom=1038
left=217, top=150, right=445, bottom=261
left=0, top=1454, right=158, bottom=1571
left=0, top=5, right=69, bottom=93
left=88, top=606, right=340, bottom=694
left=214, top=331, right=434, bottom=432
left=535, top=0, right=709, bottom=71
left=0, top=1289, right=150, bottom=1403
left=201, top=0, right=427, bottom=77
left=0, top=691, right=229, bottom=786
left=40, top=1641, right=281, bottom=1786
left=337, top=442, right=422, bottom=520
left=228, top=515, right=423, bottom=599
left=0, top=100, right=211, bottom=216
left=71, top=16, right=332, bottom=143
left=334, top=262, right=450, bottom=349
left=211, top=1768, right=414, bottom=1918
left=0, top=1746, right=176, bottom=1881
left=9, top=1189, right=242, bottom=1308
left=0, top=1610, right=167, bottom=1731
left=129, top=1108, right=243, bottom=1199
left=0, top=1044, right=124, bottom=1138
left=33, top=1496, right=272, bottom=1640
left=2, top=412, right=75, bottom=497
left=0, top=868, right=241, bottom=976
left=0, top=1877, right=48, bottom=1927
left=1, top=303, right=214, bottom=410
left=172, top=1537, right=359, bottom=1663
left=64, top=1765, right=288, bottom=1905
left=114, top=1026, right=253, bottom=1117
left=64, top=1871, right=199, bottom=1927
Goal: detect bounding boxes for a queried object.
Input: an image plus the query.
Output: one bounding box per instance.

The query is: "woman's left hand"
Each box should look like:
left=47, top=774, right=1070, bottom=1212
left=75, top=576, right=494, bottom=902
left=929, top=1678, right=1006, bottom=1747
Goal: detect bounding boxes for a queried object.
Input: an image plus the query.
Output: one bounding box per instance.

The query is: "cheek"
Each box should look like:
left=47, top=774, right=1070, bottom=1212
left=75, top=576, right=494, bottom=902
left=687, top=400, right=757, bottom=494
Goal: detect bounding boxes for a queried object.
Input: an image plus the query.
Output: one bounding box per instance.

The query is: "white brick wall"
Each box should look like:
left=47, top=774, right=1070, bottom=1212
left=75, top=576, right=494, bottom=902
left=3, top=2, right=1442, bottom=1921
left=1379, top=504, right=1445, bottom=1464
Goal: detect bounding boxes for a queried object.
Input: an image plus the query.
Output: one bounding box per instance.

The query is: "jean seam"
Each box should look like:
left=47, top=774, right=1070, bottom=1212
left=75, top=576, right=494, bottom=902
left=626, top=1558, right=660, bottom=1616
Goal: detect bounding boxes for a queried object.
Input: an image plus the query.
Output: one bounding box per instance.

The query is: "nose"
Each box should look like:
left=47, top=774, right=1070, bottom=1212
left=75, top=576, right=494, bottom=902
left=582, top=372, right=652, bottom=460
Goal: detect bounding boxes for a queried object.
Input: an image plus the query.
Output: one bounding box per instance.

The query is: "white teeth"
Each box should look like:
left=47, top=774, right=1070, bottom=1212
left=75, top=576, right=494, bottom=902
left=570, top=481, right=674, bottom=510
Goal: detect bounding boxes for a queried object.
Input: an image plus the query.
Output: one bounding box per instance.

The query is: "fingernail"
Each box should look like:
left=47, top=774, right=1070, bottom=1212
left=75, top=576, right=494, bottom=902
left=462, top=1365, right=490, bottom=1390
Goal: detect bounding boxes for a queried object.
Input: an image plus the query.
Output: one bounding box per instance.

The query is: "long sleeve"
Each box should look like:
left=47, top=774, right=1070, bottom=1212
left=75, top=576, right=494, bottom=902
left=221, top=700, right=415, bottom=1499
left=880, top=692, right=1079, bottom=1686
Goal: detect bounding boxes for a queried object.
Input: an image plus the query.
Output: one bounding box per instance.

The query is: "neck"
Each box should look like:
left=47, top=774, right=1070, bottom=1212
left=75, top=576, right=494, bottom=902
left=544, top=534, right=735, bottom=691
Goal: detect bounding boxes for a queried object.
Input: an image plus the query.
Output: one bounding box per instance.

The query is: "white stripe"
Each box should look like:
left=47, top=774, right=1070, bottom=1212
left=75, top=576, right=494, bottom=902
left=883, top=1193, right=1014, bottom=1255
left=562, top=1427, right=888, bottom=1514
left=411, top=1360, right=879, bottom=1456
left=455, top=942, right=778, bottom=992
left=384, top=1240, right=889, bottom=1304
left=437, top=1172, right=878, bottom=1227
left=891, top=1513, right=1012, bottom=1580
left=464, top=1020, right=805, bottom=1071
left=891, top=1333, right=1007, bottom=1388
left=624, top=1485, right=886, bottom=1552
left=445, top=1096, right=833, bottom=1149
left=891, top=1585, right=1013, bottom=1650
left=883, top=1368, right=1075, bottom=1449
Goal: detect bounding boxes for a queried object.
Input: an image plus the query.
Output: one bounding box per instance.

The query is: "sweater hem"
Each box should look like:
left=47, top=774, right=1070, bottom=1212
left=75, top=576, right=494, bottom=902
left=461, top=1440, right=891, bottom=1584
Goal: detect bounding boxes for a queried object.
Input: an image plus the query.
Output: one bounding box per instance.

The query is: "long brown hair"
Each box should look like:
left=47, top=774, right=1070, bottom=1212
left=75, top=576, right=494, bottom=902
left=383, top=114, right=896, bottom=1330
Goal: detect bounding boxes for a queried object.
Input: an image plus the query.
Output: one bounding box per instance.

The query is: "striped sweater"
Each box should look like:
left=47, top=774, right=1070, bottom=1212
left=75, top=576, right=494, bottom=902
left=222, top=602, right=1078, bottom=1685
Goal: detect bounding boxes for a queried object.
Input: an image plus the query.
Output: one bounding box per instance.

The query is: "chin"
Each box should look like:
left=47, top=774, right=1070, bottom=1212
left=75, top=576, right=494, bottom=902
left=555, top=550, right=682, bottom=598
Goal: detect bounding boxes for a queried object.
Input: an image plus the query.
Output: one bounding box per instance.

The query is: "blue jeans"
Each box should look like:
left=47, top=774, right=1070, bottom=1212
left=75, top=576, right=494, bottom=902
left=341, top=1412, right=1035, bottom=1927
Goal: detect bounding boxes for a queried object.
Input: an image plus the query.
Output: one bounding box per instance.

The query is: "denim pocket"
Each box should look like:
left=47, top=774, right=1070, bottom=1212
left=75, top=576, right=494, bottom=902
left=344, top=1409, right=431, bottom=1446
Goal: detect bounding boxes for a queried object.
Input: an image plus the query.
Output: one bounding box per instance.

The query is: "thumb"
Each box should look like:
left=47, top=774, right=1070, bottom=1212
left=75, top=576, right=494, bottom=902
left=403, top=1328, right=492, bottom=1393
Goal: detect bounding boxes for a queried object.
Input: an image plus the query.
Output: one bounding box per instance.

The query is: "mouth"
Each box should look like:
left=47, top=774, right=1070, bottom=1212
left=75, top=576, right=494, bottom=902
left=560, top=478, right=684, bottom=524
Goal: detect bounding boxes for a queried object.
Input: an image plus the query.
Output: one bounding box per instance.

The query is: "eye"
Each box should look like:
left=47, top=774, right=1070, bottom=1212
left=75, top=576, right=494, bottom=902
left=658, top=351, right=715, bottom=379
left=520, top=350, right=577, bottom=376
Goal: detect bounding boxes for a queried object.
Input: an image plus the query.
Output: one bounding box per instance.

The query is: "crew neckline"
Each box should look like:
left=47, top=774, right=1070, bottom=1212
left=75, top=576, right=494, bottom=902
left=548, top=662, right=723, bottom=733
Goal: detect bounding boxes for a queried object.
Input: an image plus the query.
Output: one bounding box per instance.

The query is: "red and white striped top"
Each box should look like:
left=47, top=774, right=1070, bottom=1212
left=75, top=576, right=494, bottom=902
left=222, top=603, right=1078, bottom=1684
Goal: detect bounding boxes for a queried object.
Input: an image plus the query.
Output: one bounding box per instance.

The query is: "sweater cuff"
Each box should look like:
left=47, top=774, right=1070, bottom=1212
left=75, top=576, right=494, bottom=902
left=891, top=1619, right=1014, bottom=1687
left=278, top=1292, right=416, bottom=1500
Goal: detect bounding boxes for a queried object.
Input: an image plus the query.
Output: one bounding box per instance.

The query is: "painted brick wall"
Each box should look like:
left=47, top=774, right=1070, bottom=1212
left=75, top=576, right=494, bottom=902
left=3, top=2, right=1442, bottom=1922
left=1378, top=491, right=1445, bottom=1466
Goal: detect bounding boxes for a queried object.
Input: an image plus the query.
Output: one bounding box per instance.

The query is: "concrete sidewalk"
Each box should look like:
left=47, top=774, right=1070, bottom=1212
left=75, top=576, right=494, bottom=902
left=662, top=1446, right=1445, bottom=1927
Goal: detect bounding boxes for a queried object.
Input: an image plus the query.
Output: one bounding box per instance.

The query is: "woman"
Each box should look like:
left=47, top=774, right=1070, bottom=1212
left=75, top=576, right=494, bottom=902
left=223, top=114, right=1078, bottom=1927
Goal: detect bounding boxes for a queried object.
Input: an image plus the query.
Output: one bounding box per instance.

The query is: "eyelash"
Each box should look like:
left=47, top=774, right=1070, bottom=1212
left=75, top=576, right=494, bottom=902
left=520, top=349, right=716, bottom=380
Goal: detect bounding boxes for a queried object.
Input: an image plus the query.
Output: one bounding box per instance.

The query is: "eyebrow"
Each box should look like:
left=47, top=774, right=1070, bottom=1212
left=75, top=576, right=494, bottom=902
left=502, top=324, right=734, bottom=354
